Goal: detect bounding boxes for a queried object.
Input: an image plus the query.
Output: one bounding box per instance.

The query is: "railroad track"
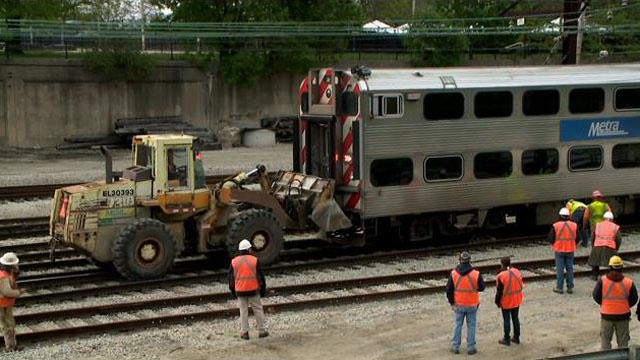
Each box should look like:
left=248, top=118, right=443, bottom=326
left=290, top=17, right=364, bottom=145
left=0, top=217, right=50, bottom=240
left=11, top=249, right=640, bottom=345
left=0, top=173, right=243, bottom=201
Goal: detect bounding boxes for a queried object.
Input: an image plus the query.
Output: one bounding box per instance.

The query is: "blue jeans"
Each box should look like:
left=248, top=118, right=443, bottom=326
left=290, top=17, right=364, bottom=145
left=555, top=252, right=575, bottom=290
left=452, top=306, right=477, bottom=351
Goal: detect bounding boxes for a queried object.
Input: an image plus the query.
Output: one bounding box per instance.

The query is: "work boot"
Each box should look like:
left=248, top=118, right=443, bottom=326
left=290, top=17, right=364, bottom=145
left=451, top=348, right=460, bottom=354
left=511, top=337, right=520, bottom=344
left=498, top=338, right=510, bottom=346
left=567, top=288, right=574, bottom=294
left=259, top=331, right=269, bottom=338
left=552, top=288, right=563, bottom=294
left=468, top=348, right=477, bottom=355
left=3, top=330, right=16, bottom=351
left=240, top=332, right=249, bottom=340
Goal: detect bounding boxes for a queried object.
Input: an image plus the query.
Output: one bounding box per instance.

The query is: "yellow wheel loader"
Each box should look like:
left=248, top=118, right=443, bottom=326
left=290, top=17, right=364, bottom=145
left=49, top=134, right=353, bottom=279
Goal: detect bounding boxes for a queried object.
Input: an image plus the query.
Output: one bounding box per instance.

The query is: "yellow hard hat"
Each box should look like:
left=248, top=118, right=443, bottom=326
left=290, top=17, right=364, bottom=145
left=609, top=255, right=623, bottom=268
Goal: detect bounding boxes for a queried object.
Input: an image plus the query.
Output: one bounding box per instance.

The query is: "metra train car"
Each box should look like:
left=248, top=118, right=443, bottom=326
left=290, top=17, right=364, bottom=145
left=294, top=64, right=640, bottom=241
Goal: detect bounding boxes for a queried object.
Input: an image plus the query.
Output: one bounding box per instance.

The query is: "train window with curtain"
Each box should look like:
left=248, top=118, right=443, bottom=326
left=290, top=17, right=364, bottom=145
left=371, top=94, right=403, bottom=118
left=522, top=148, right=559, bottom=175
left=424, top=92, right=464, bottom=120
left=424, top=155, right=463, bottom=182
left=569, top=146, right=603, bottom=171
left=474, top=151, right=513, bottom=179
left=612, top=143, right=640, bottom=168
left=474, top=91, right=513, bottom=118
left=370, top=158, right=413, bottom=187
left=569, top=88, right=604, bottom=114
left=615, top=88, right=640, bottom=110
left=522, top=89, right=559, bottom=116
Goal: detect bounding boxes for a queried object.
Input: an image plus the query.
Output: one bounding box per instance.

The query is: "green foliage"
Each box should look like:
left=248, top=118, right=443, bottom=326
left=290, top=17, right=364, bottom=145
left=83, top=50, right=156, bottom=82
left=220, top=50, right=267, bottom=85
left=405, top=34, right=469, bottom=67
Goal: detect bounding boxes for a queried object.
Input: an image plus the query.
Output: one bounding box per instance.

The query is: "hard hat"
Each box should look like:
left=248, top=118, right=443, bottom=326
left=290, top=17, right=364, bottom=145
left=609, top=255, right=623, bottom=268
left=238, top=239, right=252, bottom=251
left=592, top=190, right=603, bottom=198
left=559, top=208, right=570, bottom=216
left=604, top=211, right=614, bottom=220
left=459, top=251, right=471, bottom=263
left=0, top=252, right=19, bottom=266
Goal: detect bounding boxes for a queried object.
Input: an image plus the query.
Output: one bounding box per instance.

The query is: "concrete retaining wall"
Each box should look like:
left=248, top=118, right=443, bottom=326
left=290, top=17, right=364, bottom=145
left=0, top=58, right=303, bottom=148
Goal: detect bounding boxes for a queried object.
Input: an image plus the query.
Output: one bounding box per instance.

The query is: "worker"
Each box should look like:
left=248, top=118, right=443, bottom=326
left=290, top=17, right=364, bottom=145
left=592, top=255, right=638, bottom=350
left=588, top=211, right=621, bottom=281
left=495, top=257, right=524, bottom=346
left=548, top=208, right=581, bottom=294
left=566, top=199, right=588, bottom=247
left=0, top=252, right=24, bottom=351
left=228, top=239, right=268, bottom=340
left=584, top=190, right=613, bottom=244
left=446, top=251, right=485, bottom=355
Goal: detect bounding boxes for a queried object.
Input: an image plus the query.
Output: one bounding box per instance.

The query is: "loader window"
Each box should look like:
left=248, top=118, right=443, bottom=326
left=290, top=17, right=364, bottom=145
left=136, top=144, right=152, bottom=167
left=167, top=147, right=189, bottom=188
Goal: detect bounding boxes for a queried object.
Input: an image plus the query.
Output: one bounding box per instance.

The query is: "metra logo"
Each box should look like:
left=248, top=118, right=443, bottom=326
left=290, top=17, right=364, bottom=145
left=588, top=120, right=629, bottom=137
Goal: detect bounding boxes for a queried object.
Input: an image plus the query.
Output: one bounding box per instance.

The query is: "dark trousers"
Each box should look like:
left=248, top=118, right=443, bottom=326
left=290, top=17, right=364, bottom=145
left=571, top=208, right=587, bottom=247
left=502, top=307, right=520, bottom=340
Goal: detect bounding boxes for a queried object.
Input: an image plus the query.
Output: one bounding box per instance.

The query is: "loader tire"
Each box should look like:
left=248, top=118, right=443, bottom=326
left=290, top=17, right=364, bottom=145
left=226, top=209, right=283, bottom=265
left=112, top=218, right=175, bottom=280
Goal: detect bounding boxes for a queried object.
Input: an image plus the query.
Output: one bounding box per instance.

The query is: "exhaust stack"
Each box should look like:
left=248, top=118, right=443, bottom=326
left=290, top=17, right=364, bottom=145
left=100, top=146, right=113, bottom=184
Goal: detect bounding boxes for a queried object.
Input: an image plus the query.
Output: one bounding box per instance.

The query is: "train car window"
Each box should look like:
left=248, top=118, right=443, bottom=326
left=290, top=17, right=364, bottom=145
left=569, top=146, right=603, bottom=171
left=371, top=95, right=403, bottom=118
left=424, top=92, right=464, bottom=120
left=301, top=91, right=309, bottom=113
left=370, top=158, right=413, bottom=187
left=474, top=91, right=513, bottom=118
left=613, top=143, right=640, bottom=168
left=522, top=90, right=559, bottom=116
left=569, top=88, right=604, bottom=114
left=615, top=88, right=640, bottom=110
left=424, top=156, right=463, bottom=182
left=522, top=148, right=559, bottom=175
left=342, top=91, right=358, bottom=116
left=474, top=151, right=512, bottom=179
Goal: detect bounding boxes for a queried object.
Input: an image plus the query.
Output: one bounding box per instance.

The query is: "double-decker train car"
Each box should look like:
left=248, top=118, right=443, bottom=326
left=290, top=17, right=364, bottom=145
left=295, top=64, right=640, bottom=242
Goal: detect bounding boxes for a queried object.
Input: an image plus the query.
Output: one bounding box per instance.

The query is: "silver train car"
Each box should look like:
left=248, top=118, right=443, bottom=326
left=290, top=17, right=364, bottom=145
left=294, top=64, right=640, bottom=241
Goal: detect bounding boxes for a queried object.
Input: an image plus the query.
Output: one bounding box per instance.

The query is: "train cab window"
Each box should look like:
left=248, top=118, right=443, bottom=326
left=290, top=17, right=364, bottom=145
left=474, top=91, right=513, bottom=118
left=569, top=88, right=604, bottom=114
left=474, top=151, right=512, bottom=179
left=370, top=158, right=413, bottom=187
left=425, top=155, right=463, bottom=182
left=300, top=91, right=309, bottom=113
left=615, top=88, right=640, bottom=110
left=613, top=143, right=640, bottom=168
left=522, top=90, right=559, bottom=116
left=424, top=92, right=464, bottom=120
left=342, top=91, right=358, bottom=116
left=522, top=148, right=559, bottom=175
left=371, top=94, right=403, bottom=118
left=569, top=146, right=602, bottom=171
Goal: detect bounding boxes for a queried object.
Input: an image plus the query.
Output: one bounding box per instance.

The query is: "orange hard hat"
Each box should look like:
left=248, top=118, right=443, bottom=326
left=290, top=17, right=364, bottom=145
left=592, top=190, right=603, bottom=198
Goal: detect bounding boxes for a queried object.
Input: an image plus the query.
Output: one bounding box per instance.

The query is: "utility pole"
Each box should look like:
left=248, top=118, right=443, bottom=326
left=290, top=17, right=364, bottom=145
left=140, top=0, right=146, bottom=51
left=562, top=0, right=586, bottom=64
left=412, top=0, right=416, bottom=18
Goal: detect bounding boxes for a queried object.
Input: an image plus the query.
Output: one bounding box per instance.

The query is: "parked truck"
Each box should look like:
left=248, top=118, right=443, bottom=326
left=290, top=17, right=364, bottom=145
left=49, top=134, right=353, bottom=279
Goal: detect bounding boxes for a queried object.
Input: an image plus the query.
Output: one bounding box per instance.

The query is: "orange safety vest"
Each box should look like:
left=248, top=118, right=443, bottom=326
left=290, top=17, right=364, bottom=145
left=594, top=221, right=620, bottom=250
left=552, top=221, right=578, bottom=253
left=497, top=268, right=524, bottom=309
left=601, top=276, right=633, bottom=315
left=0, top=271, right=15, bottom=307
left=451, top=269, right=480, bottom=306
left=231, top=255, right=260, bottom=292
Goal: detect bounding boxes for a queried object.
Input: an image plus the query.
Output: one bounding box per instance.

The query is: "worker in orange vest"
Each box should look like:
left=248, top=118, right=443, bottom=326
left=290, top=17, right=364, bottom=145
left=495, top=257, right=524, bottom=346
left=584, top=190, right=613, bottom=245
left=446, top=251, right=485, bottom=355
left=0, top=252, right=24, bottom=351
left=592, top=255, right=638, bottom=349
left=228, top=239, right=268, bottom=340
left=548, top=208, right=581, bottom=294
left=588, top=212, right=621, bottom=281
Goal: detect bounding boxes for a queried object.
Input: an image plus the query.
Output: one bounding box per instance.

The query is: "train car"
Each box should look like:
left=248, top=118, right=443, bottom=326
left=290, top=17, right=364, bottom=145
left=295, top=64, right=640, bottom=242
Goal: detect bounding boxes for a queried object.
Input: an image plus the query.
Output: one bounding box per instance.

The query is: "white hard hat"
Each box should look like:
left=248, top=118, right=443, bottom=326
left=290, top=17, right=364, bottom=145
left=559, top=208, right=570, bottom=216
left=0, top=252, right=19, bottom=266
left=238, top=239, right=252, bottom=251
left=604, top=211, right=614, bottom=220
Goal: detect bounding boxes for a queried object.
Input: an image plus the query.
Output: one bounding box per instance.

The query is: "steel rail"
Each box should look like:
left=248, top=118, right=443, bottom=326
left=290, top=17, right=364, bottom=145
left=11, top=250, right=640, bottom=345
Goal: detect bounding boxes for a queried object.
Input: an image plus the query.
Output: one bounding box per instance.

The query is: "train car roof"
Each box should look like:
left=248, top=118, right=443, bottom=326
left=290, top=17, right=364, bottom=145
left=362, top=63, right=640, bottom=91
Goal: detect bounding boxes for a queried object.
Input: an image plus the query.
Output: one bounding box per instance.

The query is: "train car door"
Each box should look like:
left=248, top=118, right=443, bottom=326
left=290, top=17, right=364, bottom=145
left=304, top=116, right=336, bottom=179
